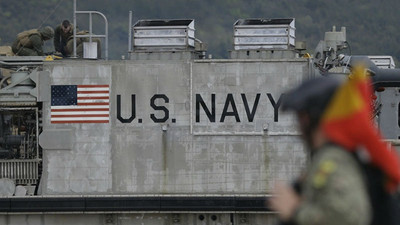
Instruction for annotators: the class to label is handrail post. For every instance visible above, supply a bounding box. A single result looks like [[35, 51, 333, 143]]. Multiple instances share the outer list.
[[89, 12, 93, 42], [72, 1, 109, 59], [73, 0, 77, 58], [128, 11, 133, 53]]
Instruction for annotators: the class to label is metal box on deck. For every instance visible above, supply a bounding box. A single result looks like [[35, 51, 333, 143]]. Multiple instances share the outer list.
[[83, 42, 98, 59], [368, 56, 396, 69], [133, 19, 195, 51], [233, 18, 295, 50]]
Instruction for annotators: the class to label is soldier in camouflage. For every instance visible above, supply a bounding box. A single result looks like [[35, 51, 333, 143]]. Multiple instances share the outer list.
[[53, 20, 101, 58], [269, 76, 371, 225], [11, 26, 54, 56], [64, 30, 101, 58], [54, 20, 73, 57]]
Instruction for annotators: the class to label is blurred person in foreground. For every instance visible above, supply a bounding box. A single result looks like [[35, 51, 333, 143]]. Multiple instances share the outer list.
[[269, 65, 400, 225]]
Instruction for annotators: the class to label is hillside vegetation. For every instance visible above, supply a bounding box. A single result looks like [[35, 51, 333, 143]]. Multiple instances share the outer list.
[[1, 0, 400, 62]]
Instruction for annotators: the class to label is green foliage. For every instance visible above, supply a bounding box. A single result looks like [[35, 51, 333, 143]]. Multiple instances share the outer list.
[[1, 0, 400, 63]]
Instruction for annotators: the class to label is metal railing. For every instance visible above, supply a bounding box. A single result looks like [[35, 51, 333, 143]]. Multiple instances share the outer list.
[[73, 0, 109, 59], [0, 159, 40, 185]]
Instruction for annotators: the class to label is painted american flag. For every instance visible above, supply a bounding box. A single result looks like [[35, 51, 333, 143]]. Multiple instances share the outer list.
[[51, 85, 110, 123]]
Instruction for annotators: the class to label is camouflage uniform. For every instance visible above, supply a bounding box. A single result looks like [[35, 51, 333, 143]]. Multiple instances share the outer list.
[[54, 24, 73, 56], [11, 26, 54, 56], [65, 31, 101, 58], [293, 144, 371, 225]]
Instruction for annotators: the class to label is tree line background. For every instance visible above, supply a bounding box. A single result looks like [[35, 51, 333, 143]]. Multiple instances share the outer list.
[[1, 0, 400, 63]]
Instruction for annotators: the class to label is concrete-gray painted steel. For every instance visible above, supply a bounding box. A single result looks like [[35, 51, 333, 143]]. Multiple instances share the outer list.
[[39, 58, 310, 195], [0, 57, 311, 225]]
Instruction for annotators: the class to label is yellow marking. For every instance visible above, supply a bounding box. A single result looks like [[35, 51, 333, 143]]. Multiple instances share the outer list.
[[313, 173, 326, 188], [313, 160, 337, 188], [44, 55, 54, 61], [320, 160, 337, 174]]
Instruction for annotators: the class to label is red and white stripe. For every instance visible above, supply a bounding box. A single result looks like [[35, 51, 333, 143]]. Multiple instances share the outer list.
[[51, 85, 110, 123]]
